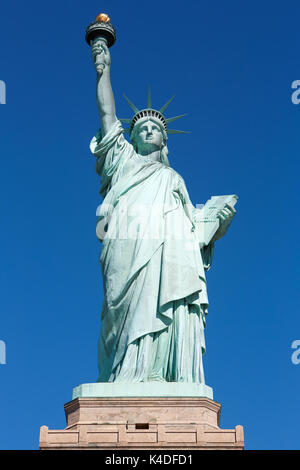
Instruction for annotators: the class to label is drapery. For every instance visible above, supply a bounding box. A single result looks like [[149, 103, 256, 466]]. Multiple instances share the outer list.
[[90, 121, 213, 383]]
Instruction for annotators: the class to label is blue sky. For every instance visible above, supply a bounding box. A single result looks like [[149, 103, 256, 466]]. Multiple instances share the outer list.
[[0, 0, 300, 450]]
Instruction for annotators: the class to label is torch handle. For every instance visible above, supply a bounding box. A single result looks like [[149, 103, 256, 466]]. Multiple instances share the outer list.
[[91, 37, 108, 76]]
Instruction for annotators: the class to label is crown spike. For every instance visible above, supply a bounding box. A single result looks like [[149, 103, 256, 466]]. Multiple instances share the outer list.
[[167, 129, 190, 134], [123, 94, 140, 113], [147, 86, 152, 108], [119, 118, 132, 124], [123, 128, 130, 134], [159, 95, 175, 113], [165, 114, 187, 124]]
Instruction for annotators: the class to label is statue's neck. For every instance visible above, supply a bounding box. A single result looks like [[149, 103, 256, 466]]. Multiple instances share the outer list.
[[138, 149, 161, 162]]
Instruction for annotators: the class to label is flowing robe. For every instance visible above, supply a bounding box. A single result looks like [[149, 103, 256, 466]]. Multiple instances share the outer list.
[[90, 120, 214, 384]]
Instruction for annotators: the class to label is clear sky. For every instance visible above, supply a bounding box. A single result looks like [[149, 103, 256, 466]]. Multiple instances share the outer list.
[[0, 0, 299, 450]]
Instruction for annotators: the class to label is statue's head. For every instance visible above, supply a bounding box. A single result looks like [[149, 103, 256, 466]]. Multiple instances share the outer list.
[[130, 117, 169, 165], [121, 89, 189, 166]]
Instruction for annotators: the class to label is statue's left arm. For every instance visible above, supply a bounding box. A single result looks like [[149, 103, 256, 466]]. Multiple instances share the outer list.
[[210, 203, 236, 243], [193, 202, 236, 271], [177, 177, 237, 269]]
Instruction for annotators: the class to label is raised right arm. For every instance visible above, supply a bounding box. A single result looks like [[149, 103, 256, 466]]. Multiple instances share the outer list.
[[91, 38, 117, 137]]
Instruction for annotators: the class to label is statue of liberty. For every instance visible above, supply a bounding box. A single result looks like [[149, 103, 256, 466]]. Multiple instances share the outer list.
[[88, 20, 237, 386]]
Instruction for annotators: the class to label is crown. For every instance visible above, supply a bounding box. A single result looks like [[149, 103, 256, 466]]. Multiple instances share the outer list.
[[120, 88, 189, 135]]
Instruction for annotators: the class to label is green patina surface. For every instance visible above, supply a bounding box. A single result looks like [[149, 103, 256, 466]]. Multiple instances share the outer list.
[[73, 382, 213, 400], [80, 34, 237, 395]]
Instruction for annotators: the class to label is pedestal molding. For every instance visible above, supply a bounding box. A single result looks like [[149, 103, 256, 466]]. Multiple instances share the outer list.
[[40, 396, 243, 450]]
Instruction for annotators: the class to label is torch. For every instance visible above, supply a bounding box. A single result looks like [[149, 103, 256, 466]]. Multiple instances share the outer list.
[[85, 13, 116, 74]]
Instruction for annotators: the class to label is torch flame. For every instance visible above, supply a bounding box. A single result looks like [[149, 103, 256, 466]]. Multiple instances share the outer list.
[[95, 13, 110, 23]]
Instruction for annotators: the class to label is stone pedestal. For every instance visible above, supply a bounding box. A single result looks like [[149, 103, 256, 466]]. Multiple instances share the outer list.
[[39, 396, 244, 450]]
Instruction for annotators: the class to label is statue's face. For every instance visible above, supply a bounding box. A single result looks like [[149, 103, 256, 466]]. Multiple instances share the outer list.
[[134, 119, 164, 153]]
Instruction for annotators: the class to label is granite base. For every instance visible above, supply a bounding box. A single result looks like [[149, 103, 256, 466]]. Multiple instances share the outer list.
[[39, 384, 244, 450]]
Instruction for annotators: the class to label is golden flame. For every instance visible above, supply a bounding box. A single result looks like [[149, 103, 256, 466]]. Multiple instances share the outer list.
[[95, 13, 110, 23]]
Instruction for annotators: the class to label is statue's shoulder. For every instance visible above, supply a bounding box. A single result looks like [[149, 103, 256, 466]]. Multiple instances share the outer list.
[[166, 166, 186, 185]]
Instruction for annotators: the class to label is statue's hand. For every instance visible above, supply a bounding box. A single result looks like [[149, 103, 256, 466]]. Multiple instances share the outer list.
[[91, 38, 111, 76], [212, 203, 236, 242]]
